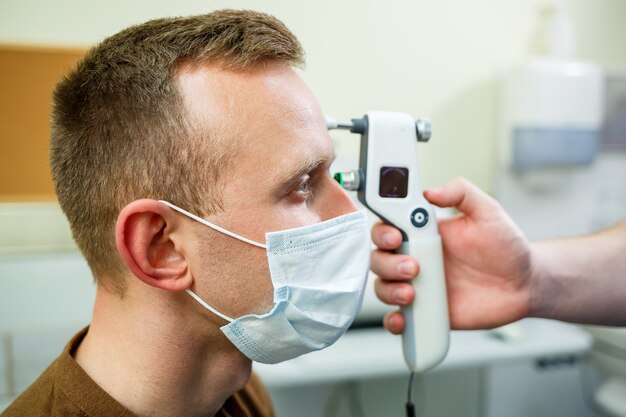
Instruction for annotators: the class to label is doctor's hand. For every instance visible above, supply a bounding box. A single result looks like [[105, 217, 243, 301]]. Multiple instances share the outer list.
[[371, 177, 535, 333]]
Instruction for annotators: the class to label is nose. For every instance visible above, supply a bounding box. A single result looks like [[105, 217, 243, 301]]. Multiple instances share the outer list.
[[320, 176, 358, 221]]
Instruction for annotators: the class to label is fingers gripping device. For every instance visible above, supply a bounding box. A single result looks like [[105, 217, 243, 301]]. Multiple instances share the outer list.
[[328, 111, 450, 373]]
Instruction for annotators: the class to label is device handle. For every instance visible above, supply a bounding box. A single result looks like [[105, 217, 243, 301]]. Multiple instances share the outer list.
[[399, 236, 450, 372]]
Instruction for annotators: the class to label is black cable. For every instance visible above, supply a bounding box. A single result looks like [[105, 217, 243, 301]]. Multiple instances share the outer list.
[[406, 372, 416, 417]]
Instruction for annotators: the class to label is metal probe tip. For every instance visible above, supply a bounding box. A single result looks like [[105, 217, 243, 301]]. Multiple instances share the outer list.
[[326, 116, 355, 131]]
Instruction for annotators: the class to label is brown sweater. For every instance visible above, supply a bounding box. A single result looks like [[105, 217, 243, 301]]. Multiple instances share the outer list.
[[2, 328, 275, 417]]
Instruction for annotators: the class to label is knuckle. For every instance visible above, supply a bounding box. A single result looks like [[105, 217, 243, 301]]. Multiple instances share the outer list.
[[456, 176, 470, 186]]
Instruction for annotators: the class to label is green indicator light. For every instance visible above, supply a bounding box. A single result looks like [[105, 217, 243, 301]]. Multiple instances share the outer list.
[[333, 172, 344, 186]]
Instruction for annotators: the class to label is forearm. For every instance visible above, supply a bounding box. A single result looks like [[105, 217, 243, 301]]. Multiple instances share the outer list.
[[528, 220, 626, 326]]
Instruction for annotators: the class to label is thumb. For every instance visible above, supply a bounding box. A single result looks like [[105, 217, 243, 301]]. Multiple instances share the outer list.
[[424, 177, 499, 220]]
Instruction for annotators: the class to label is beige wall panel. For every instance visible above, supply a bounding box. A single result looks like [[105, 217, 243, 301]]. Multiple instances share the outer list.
[[0, 46, 83, 201]]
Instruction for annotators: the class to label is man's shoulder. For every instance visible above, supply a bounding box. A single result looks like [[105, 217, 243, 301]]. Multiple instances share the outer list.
[[1, 327, 275, 417], [1, 357, 84, 417], [1, 327, 130, 417]]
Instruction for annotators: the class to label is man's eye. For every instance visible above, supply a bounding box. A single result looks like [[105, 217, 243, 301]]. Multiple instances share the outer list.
[[289, 176, 314, 201], [296, 181, 310, 194]]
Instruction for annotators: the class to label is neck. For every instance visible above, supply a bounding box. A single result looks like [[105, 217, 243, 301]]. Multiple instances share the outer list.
[[75, 283, 251, 417]]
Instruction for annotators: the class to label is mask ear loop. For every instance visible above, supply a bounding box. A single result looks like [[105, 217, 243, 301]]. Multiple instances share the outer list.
[[158, 200, 267, 249], [185, 289, 234, 323], [158, 200, 265, 323]]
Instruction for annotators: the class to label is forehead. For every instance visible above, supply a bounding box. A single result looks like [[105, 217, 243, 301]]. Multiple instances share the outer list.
[[177, 62, 328, 140], [176, 61, 333, 177]]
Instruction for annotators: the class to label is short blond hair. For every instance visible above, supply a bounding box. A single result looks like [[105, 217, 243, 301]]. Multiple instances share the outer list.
[[50, 10, 305, 294]]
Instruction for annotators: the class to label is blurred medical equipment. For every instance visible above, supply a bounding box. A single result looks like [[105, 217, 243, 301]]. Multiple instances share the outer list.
[[327, 112, 449, 416], [498, 0, 604, 181], [495, 0, 606, 240], [500, 59, 603, 174]]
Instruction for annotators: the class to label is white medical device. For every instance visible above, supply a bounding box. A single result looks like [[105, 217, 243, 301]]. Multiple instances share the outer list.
[[328, 111, 450, 373]]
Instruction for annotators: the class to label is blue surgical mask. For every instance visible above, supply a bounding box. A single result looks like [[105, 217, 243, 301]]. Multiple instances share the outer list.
[[160, 201, 371, 364]]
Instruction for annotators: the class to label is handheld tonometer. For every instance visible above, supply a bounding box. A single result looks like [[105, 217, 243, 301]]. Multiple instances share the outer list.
[[328, 111, 450, 373]]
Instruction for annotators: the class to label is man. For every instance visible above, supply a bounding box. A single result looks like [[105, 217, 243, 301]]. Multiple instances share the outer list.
[[3, 10, 371, 417], [374, 177, 626, 333]]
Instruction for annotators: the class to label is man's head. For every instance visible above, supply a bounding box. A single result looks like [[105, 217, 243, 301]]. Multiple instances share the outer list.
[[51, 10, 356, 310]]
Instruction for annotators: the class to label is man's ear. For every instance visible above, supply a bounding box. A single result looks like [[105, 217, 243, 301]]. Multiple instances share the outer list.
[[115, 199, 192, 291]]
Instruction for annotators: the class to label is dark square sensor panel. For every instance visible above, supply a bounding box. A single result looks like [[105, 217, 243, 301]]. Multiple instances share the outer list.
[[379, 166, 409, 198]]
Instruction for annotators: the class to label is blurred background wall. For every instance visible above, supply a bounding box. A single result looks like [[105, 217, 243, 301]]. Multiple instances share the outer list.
[[1, 0, 626, 193]]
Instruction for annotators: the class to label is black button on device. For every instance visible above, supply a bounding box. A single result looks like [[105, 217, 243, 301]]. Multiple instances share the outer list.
[[410, 208, 429, 228]]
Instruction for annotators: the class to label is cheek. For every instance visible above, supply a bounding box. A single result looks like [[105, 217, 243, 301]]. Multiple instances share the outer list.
[[224, 245, 275, 316], [190, 231, 275, 317], [223, 205, 322, 237], [266, 205, 322, 232]]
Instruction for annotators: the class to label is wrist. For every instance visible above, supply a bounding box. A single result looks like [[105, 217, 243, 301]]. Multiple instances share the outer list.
[[525, 242, 552, 320]]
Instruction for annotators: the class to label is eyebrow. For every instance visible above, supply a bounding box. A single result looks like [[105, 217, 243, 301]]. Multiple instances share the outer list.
[[277, 153, 336, 191]]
